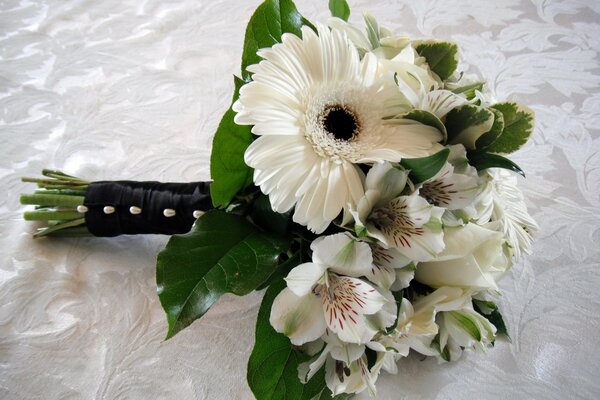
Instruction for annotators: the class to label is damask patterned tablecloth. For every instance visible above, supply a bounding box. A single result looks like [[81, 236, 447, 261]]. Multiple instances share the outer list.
[[1, 0, 599, 399]]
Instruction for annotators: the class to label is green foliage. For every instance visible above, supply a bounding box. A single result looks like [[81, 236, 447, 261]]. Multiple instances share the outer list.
[[157, 210, 289, 339], [467, 151, 525, 177], [209, 76, 254, 207], [400, 148, 450, 184], [475, 108, 505, 150], [403, 110, 447, 142], [329, 0, 350, 21], [445, 104, 495, 149], [486, 102, 535, 154], [415, 41, 459, 81], [247, 279, 327, 399]]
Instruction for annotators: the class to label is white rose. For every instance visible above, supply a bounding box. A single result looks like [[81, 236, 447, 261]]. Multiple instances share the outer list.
[[415, 223, 511, 290]]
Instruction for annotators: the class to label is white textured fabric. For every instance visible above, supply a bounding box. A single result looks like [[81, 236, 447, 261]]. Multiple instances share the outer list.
[[1, 0, 599, 399]]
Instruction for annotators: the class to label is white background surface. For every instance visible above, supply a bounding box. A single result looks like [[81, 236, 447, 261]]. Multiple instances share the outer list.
[[1, 0, 600, 399]]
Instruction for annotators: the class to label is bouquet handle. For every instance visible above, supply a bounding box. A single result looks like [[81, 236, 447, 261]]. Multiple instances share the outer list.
[[20, 170, 213, 237]]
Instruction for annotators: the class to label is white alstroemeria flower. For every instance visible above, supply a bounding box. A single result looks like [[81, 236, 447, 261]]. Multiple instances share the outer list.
[[367, 244, 413, 290], [328, 13, 410, 59], [391, 55, 469, 118], [384, 287, 472, 359], [475, 168, 539, 261], [351, 162, 445, 261], [415, 223, 512, 291], [436, 307, 496, 362], [270, 233, 391, 345], [418, 145, 481, 215], [234, 24, 443, 233]]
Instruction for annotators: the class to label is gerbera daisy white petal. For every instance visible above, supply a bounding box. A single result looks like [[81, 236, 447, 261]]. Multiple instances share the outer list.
[[234, 24, 443, 233]]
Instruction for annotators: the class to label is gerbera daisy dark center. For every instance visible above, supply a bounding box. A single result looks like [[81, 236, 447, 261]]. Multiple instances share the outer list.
[[322, 105, 359, 141]]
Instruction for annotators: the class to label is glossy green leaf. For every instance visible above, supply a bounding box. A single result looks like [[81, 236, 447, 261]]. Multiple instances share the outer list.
[[475, 108, 504, 150], [209, 76, 254, 207], [329, 0, 350, 21], [400, 148, 450, 184], [241, 0, 314, 82], [250, 194, 292, 236], [415, 41, 459, 81], [157, 210, 289, 339], [404, 109, 447, 142], [445, 104, 495, 149], [467, 151, 525, 177], [248, 278, 327, 400], [486, 102, 535, 154]]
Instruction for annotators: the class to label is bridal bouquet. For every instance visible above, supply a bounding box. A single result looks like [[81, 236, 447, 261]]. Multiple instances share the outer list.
[[21, 0, 538, 398]]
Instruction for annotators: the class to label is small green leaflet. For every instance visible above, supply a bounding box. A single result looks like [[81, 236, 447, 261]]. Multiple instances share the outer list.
[[247, 279, 327, 400], [486, 102, 535, 154], [403, 109, 447, 142], [445, 104, 495, 150], [157, 210, 289, 339], [400, 148, 450, 184], [329, 0, 350, 21], [415, 41, 459, 81], [467, 151, 525, 177], [209, 76, 254, 207], [241, 0, 315, 82]]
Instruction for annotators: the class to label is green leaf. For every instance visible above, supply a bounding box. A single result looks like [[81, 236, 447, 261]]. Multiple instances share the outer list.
[[445, 104, 495, 149], [157, 210, 289, 339], [467, 151, 525, 177], [486, 102, 535, 154], [209, 76, 254, 207], [248, 278, 327, 400], [473, 300, 510, 338], [241, 0, 314, 82], [329, 0, 350, 21], [475, 107, 505, 150], [250, 194, 292, 236], [403, 110, 447, 142], [415, 41, 459, 81], [255, 251, 302, 291], [400, 148, 450, 184]]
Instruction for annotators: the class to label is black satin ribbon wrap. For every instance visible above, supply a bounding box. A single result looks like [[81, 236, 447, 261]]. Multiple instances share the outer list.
[[83, 181, 213, 236]]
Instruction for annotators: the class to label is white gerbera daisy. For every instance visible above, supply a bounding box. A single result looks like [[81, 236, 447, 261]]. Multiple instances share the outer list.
[[233, 24, 443, 233]]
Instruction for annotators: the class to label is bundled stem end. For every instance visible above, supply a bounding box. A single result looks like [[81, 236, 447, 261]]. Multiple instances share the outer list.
[[21, 170, 91, 238]]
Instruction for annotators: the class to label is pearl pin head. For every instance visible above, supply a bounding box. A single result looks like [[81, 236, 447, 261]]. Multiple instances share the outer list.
[[163, 208, 176, 218]]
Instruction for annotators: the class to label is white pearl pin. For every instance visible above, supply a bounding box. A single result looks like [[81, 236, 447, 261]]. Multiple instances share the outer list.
[[163, 208, 176, 217], [193, 210, 204, 219], [103, 206, 115, 214], [77, 205, 88, 213], [129, 206, 142, 215]]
